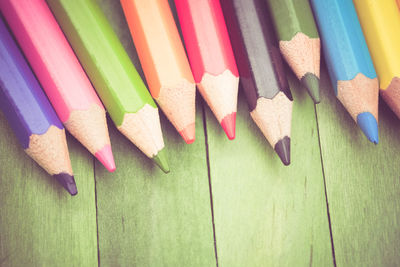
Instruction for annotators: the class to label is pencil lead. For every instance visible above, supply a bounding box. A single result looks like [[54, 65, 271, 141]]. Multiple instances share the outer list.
[[54, 173, 78, 196], [357, 112, 379, 144], [301, 73, 321, 104], [153, 148, 170, 173], [179, 123, 196, 144], [221, 112, 236, 140], [274, 136, 291, 166], [95, 144, 116, 172]]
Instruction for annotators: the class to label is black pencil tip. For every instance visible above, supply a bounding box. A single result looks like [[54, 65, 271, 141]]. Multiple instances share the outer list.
[[301, 73, 320, 104], [274, 136, 291, 166], [53, 173, 78, 196]]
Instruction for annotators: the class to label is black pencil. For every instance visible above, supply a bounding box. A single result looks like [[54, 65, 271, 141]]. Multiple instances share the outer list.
[[220, 0, 293, 165]]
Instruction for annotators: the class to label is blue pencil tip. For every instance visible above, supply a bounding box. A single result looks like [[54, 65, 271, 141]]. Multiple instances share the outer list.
[[357, 112, 379, 144]]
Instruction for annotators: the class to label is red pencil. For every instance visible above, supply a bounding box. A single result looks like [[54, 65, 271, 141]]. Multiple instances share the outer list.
[[175, 0, 239, 139]]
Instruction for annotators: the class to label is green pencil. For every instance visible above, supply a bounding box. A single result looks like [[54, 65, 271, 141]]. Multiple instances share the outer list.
[[266, 0, 321, 103], [47, 0, 169, 173]]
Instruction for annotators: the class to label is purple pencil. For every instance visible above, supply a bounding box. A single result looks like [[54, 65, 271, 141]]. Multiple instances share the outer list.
[[0, 17, 76, 195]]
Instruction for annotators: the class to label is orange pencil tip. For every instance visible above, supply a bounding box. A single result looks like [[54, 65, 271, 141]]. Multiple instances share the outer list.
[[95, 144, 116, 172], [221, 112, 236, 140], [179, 123, 195, 144]]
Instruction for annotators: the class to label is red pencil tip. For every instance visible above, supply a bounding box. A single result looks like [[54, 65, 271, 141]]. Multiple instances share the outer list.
[[95, 145, 116, 172], [179, 123, 195, 144], [221, 112, 236, 140]]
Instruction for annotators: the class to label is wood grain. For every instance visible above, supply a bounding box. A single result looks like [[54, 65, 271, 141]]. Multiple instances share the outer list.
[[0, 112, 98, 266], [94, 1, 216, 266], [205, 72, 333, 266], [316, 66, 400, 267], [1, 1, 400, 266], [94, 107, 216, 267]]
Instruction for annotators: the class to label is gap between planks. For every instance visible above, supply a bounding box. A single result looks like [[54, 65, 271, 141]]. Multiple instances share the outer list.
[[314, 104, 337, 267], [94, 157, 101, 267], [201, 100, 220, 267]]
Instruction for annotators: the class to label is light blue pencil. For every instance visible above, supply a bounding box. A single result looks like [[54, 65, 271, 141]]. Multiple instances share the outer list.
[[310, 0, 379, 144]]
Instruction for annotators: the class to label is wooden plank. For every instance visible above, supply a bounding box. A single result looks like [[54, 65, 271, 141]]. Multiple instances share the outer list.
[[0, 111, 98, 266], [94, 1, 217, 266], [316, 66, 400, 266], [205, 72, 334, 266]]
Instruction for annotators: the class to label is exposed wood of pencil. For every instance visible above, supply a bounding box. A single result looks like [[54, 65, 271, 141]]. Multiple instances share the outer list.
[[25, 126, 73, 176], [120, 0, 196, 143], [64, 104, 110, 156], [280, 33, 320, 80], [250, 92, 293, 148], [337, 73, 379, 122], [118, 104, 165, 158], [156, 77, 196, 138], [381, 78, 400, 118], [198, 70, 238, 123]]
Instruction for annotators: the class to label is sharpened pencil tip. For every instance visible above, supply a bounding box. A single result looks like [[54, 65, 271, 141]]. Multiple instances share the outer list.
[[53, 173, 77, 196], [179, 123, 195, 144], [357, 112, 379, 144], [274, 136, 291, 166], [95, 144, 116, 172], [221, 112, 236, 140], [153, 148, 170, 173], [301, 73, 321, 104]]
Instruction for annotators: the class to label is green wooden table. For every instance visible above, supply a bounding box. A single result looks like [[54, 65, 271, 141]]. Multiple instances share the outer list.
[[1, 1, 399, 266]]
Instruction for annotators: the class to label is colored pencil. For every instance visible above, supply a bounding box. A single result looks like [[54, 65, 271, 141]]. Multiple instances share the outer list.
[[266, 0, 321, 104], [0, 0, 115, 171], [174, 0, 239, 140], [0, 18, 76, 195], [354, 0, 400, 119], [47, 0, 169, 173], [220, 0, 293, 165], [310, 0, 379, 144], [120, 0, 196, 144]]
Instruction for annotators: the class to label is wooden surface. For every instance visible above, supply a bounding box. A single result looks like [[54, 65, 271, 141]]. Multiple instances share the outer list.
[[1, 1, 399, 266]]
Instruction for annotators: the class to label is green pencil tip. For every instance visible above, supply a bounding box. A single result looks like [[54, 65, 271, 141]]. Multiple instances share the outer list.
[[153, 148, 170, 173], [301, 73, 321, 104]]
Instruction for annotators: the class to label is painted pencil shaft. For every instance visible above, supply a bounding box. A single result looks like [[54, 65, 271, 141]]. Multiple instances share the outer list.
[[266, 0, 321, 103], [220, 0, 293, 165], [175, 0, 239, 140], [120, 0, 196, 144], [0, 0, 115, 171], [0, 18, 76, 195], [310, 0, 379, 144], [354, 0, 400, 119], [47, 0, 169, 173]]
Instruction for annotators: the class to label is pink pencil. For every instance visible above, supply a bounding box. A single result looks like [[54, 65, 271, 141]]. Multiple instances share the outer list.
[[0, 0, 115, 172], [175, 0, 239, 139]]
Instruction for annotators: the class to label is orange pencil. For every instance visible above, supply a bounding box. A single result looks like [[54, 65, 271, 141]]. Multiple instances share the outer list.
[[120, 0, 196, 144]]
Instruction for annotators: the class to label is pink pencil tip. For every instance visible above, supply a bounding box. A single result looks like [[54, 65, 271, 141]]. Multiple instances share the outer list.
[[179, 123, 195, 144], [95, 145, 116, 172], [221, 112, 236, 140]]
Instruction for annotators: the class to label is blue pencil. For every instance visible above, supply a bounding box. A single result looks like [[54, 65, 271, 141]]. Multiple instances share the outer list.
[[310, 0, 379, 144], [0, 17, 77, 195]]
